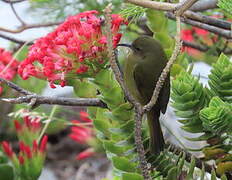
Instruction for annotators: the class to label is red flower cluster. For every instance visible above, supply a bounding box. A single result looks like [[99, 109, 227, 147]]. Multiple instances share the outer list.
[[0, 48, 19, 94], [18, 10, 127, 88], [1, 136, 47, 160], [69, 111, 96, 160], [14, 116, 41, 144], [1, 114, 47, 178], [1, 136, 47, 165], [181, 27, 209, 56]]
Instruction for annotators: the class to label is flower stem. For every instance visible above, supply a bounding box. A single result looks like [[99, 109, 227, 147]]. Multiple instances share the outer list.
[[37, 105, 57, 143]]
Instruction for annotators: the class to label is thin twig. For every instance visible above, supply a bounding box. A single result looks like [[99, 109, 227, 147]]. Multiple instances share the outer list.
[[9, 1, 26, 25], [125, 0, 178, 11], [37, 105, 57, 143], [167, 12, 232, 39], [0, 95, 107, 108], [175, 0, 199, 16], [1, 0, 26, 3], [104, 4, 151, 180], [0, 22, 61, 34], [0, 77, 33, 95], [0, 32, 33, 45], [144, 16, 182, 112]]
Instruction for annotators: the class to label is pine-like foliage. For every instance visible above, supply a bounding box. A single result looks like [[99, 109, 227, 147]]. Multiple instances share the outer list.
[[218, 0, 232, 18], [171, 53, 232, 176]]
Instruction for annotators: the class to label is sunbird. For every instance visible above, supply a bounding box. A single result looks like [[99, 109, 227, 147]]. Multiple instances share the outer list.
[[118, 36, 170, 154]]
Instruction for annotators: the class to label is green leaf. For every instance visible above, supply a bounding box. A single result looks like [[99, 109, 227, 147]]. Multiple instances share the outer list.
[[211, 169, 217, 180], [186, 156, 195, 180], [73, 80, 97, 98], [166, 167, 177, 180], [155, 32, 173, 49], [146, 9, 168, 33], [0, 164, 14, 180], [112, 156, 137, 172], [112, 103, 133, 122], [122, 173, 143, 180], [103, 140, 127, 155]]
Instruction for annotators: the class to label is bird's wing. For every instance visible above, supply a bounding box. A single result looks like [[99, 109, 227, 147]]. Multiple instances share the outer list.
[[134, 64, 170, 112], [133, 64, 153, 104]]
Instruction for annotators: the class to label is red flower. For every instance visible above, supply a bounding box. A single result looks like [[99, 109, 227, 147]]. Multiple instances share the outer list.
[[39, 135, 48, 152], [69, 120, 92, 144], [14, 120, 22, 132], [181, 29, 199, 56], [79, 111, 92, 123], [18, 11, 127, 88], [76, 148, 95, 160], [18, 155, 24, 165], [181, 29, 194, 42], [1, 141, 14, 158], [0, 48, 19, 94], [192, 27, 209, 36]]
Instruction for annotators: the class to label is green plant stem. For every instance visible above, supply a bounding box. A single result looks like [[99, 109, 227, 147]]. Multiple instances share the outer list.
[[37, 105, 57, 143]]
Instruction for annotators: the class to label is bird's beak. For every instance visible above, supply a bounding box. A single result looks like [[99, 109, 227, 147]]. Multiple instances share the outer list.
[[117, 43, 134, 51]]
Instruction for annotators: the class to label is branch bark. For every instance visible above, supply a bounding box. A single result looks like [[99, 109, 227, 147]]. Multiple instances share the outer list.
[[144, 16, 182, 112], [1, 0, 26, 3], [166, 12, 232, 39], [104, 4, 151, 180], [0, 32, 33, 45], [1, 96, 107, 108], [0, 22, 62, 34]]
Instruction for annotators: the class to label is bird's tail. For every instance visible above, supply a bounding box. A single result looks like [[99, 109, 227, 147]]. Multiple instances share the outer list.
[[147, 107, 165, 155]]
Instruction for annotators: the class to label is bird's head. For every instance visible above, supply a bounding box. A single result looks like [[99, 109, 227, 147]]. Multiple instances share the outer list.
[[117, 36, 164, 58]]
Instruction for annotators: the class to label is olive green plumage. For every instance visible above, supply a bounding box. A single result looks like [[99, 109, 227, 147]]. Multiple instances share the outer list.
[[123, 36, 170, 154]]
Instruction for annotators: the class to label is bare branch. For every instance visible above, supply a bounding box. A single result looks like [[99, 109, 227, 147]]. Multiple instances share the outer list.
[[166, 12, 232, 39], [0, 22, 61, 34], [104, 4, 151, 180], [0, 77, 33, 95], [0, 32, 33, 45], [1, 0, 26, 3], [144, 16, 182, 112], [184, 11, 231, 30], [125, 0, 178, 11], [175, 0, 199, 16], [9, 1, 26, 25], [1, 95, 107, 108], [127, 0, 217, 12]]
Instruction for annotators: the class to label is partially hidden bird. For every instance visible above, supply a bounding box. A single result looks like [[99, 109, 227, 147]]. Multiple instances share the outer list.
[[119, 36, 170, 154]]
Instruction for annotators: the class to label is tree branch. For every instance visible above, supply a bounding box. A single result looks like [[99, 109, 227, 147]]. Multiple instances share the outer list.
[[0, 77, 33, 95], [0, 32, 33, 45], [125, 0, 178, 11], [9, 1, 26, 25], [1, 0, 26, 3], [104, 4, 151, 180], [144, 16, 182, 112], [175, 0, 199, 16], [0, 77, 107, 108], [1, 95, 107, 108], [0, 22, 62, 34], [184, 11, 231, 30], [166, 12, 232, 39]]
